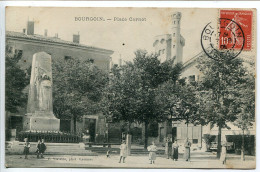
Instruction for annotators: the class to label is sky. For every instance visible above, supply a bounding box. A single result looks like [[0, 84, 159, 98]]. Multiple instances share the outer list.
[[6, 7, 219, 64]]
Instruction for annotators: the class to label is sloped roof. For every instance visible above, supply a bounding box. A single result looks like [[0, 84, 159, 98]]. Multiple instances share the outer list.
[[182, 51, 205, 70], [183, 50, 255, 72], [6, 31, 114, 55]]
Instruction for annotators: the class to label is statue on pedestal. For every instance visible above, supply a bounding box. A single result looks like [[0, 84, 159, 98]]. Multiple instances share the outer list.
[[24, 52, 60, 131]]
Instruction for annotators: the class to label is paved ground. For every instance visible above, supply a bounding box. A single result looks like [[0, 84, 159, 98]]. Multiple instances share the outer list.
[[5, 154, 255, 168]]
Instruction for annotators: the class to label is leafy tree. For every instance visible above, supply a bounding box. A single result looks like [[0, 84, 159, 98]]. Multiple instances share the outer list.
[[5, 46, 30, 113], [196, 53, 253, 158], [230, 62, 255, 160], [105, 50, 183, 148], [52, 58, 108, 133], [155, 77, 200, 142]]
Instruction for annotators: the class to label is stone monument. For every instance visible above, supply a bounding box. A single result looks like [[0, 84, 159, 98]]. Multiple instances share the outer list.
[[23, 52, 60, 131]]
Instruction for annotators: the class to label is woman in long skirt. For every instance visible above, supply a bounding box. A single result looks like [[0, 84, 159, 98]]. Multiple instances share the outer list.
[[119, 140, 127, 163], [23, 138, 30, 159], [172, 139, 179, 161], [184, 138, 191, 161], [220, 142, 227, 164], [147, 141, 157, 164]]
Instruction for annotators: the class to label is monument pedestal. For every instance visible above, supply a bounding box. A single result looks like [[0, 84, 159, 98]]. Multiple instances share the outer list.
[[23, 112, 60, 131], [23, 52, 60, 133]]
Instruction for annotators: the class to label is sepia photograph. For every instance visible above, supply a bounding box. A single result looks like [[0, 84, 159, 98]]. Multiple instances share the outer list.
[[4, 7, 256, 168]]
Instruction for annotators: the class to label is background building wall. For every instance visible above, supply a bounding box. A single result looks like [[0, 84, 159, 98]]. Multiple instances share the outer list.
[[6, 38, 111, 72]]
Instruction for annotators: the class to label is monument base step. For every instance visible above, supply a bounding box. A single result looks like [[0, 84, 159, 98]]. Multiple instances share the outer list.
[[23, 116, 60, 131]]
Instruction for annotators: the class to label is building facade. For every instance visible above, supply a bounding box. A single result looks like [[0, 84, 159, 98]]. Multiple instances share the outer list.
[[153, 12, 185, 63], [153, 11, 255, 153], [5, 21, 114, 141], [153, 12, 202, 149]]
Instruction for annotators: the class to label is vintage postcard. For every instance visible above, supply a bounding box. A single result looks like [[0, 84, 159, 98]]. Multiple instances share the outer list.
[[4, 7, 256, 168]]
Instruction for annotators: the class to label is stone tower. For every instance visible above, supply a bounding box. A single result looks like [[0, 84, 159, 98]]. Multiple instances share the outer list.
[[171, 12, 185, 64]]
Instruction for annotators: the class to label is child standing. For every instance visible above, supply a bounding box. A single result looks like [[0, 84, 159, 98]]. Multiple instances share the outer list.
[[23, 138, 30, 159], [106, 149, 111, 158], [147, 141, 157, 164], [39, 139, 47, 158], [118, 141, 127, 163]]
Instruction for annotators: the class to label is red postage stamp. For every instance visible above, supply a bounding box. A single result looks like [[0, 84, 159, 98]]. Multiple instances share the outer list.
[[220, 10, 253, 51]]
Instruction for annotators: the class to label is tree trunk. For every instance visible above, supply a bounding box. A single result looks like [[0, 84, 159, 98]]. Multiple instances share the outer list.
[[241, 129, 245, 161], [144, 121, 148, 149], [217, 126, 222, 158], [73, 116, 77, 134]]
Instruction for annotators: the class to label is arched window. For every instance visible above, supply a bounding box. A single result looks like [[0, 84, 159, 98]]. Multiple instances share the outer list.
[[173, 45, 175, 48]]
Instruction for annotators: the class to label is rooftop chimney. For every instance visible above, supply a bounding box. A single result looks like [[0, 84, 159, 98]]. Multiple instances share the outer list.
[[44, 29, 48, 37], [54, 33, 59, 38], [73, 32, 80, 43], [27, 21, 34, 35]]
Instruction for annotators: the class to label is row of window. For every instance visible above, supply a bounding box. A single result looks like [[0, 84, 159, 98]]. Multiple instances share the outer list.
[[182, 75, 196, 83], [64, 56, 94, 63], [158, 49, 165, 55], [173, 20, 180, 25]]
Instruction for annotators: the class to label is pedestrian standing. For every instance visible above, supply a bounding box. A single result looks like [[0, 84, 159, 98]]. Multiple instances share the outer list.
[[36, 139, 41, 159], [39, 139, 47, 158], [172, 139, 179, 161], [220, 142, 227, 164], [23, 138, 30, 159], [147, 141, 157, 164], [118, 140, 127, 163], [165, 137, 172, 159], [184, 138, 191, 161]]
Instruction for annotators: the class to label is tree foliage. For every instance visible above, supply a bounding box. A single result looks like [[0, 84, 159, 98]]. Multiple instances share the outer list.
[[196, 56, 253, 128], [52, 58, 108, 132], [196, 53, 255, 158], [104, 49, 183, 148], [5, 46, 30, 113]]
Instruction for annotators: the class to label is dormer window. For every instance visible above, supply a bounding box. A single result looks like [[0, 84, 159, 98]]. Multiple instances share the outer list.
[[64, 56, 72, 60], [88, 58, 94, 63]]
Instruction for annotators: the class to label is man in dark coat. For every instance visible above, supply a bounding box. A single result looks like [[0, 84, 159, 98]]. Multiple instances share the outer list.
[[36, 139, 41, 159], [172, 139, 179, 161], [165, 137, 172, 159], [39, 139, 47, 158]]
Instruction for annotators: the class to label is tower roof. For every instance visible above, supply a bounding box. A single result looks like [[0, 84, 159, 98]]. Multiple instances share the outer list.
[[171, 12, 182, 19]]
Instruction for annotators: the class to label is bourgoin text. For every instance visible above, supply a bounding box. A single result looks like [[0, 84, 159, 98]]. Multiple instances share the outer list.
[[74, 17, 147, 22]]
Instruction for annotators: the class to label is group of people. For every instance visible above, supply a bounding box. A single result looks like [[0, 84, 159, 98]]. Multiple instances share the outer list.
[[148, 138, 192, 164], [23, 138, 47, 159], [23, 136, 227, 165], [165, 137, 191, 162], [117, 138, 192, 164]]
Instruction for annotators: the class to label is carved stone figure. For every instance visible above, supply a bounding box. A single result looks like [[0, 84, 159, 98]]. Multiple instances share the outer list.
[[24, 52, 60, 131]]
